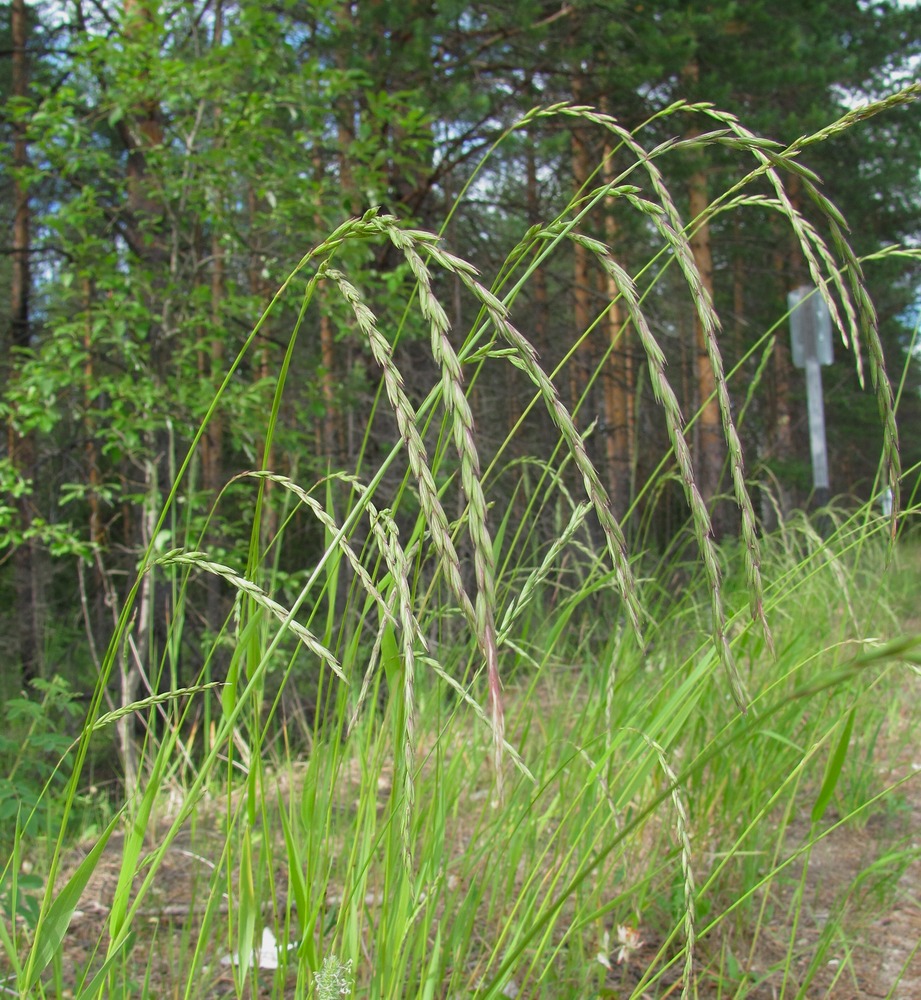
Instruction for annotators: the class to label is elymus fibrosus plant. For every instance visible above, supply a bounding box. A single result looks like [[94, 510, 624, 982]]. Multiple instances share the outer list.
[[12, 88, 917, 1000], [108, 92, 910, 819]]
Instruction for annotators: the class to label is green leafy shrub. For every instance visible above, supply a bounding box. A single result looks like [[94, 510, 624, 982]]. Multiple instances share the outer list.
[[0, 676, 81, 846]]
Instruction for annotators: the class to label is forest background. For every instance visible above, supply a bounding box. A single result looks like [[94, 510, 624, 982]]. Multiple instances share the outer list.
[[1, 0, 920, 759]]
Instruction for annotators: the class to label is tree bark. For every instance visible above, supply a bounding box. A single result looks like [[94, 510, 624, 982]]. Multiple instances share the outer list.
[[569, 75, 594, 415], [688, 164, 724, 502], [11, 0, 29, 354], [203, 0, 226, 506], [123, 0, 165, 240], [684, 59, 725, 529], [600, 114, 633, 517], [199, 2, 227, 635], [9, 0, 45, 684]]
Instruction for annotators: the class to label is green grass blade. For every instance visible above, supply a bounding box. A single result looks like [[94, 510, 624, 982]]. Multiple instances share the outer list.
[[811, 707, 856, 826], [75, 930, 136, 1000], [25, 812, 121, 993]]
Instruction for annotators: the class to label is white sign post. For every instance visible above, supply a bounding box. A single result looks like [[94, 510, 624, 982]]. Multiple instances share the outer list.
[[788, 286, 833, 501]]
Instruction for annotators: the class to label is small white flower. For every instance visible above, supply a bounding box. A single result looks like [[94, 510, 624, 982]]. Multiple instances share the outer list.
[[615, 924, 644, 965], [596, 930, 612, 970], [220, 927, 296, 970]]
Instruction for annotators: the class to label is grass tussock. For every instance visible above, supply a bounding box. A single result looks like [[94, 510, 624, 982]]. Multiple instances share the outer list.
[[2, 94, 920, 999]]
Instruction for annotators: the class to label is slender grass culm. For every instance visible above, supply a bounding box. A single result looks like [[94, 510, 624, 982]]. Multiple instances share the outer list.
[[2, 89, 920, 1000]]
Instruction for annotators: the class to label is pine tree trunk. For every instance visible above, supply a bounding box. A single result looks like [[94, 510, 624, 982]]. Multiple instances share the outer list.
[[688, 163, 724, 510], [600, 116, 633, 517], [11, 0, 29, 354], [569, 77, 594, 414], [200, 5, 228, 631], [683, 59, 725, 530], [10, 0, 45, 684]]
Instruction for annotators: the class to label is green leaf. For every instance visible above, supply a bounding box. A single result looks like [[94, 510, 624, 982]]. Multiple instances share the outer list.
[[811, 708, 855, 826], [381, 623, 401, 689], [279, 805, 318, 970], [420, 925, 442, 1000], [279, 806, 306, 928], [108, 766, 161, 942], [26, 812, 121, 993]]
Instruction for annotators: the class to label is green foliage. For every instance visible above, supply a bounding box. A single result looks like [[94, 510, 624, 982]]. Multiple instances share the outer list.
[[0, 676, 81, 844]]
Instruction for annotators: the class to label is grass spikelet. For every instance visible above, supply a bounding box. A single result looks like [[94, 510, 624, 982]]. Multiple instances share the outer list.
[[449, 261, 646, 646], [239, 471, 395, 626], [571, 227, 751, 709], [325, 265, 475, 625], [700, 95, 913, 522], [375, 504, 420, 874], [380, 221, 506, 792], [498, 500, 593, 640], [154, 549, 348, 682]]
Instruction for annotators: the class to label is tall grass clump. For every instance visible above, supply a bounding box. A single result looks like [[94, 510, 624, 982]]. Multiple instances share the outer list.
[[2, 86, 920, 1000]]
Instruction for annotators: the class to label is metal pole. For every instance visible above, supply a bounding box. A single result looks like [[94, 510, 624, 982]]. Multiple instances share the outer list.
[[804, 356, 830, 498]]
